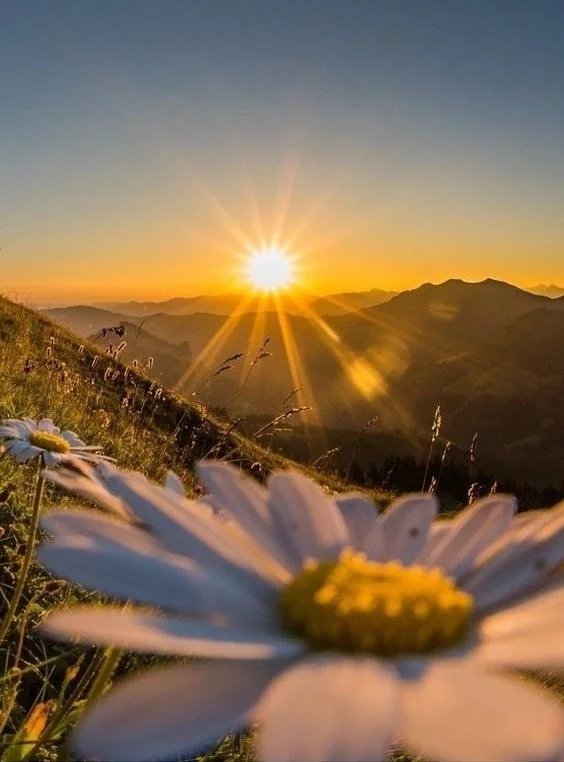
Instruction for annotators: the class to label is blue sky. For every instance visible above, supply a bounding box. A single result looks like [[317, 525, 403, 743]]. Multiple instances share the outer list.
[[2, 1, 564, 301]]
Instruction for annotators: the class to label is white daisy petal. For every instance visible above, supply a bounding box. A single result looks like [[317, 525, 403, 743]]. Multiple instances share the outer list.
[[401, 662, 564, 762], [101, 469, 282, 594], [514, 510, 546, 526], [480, 579, 564, 640], [43, 608, 306, 660], [198, 461, 270, 520], [464, 507, 564, 611], [73, 659, 285, 762], [37, 418, 57, 433], [198, 462, 298, 573], [43, 470, 128, 516], [191, 499, 292, 584], [39, 522, 277, 626], [60, 430, 85, 447], [41, 509, 157, 549], [0, 426, 21, 439], [267, 471, 349, 566], [8, 441, 39, 462], [1, 419, 33, 435], [472, 581, 564, 669], [164, 470, 185, 496], [257, 655, 399, 762], [336, 494, 382, 555], [423, 495, 517, 579], [417, 520, 453, 563], [198, 494, 227, 518], [475, 627, 564, 670], [43, 452, 62, 467], [380, 493, 438, 564]]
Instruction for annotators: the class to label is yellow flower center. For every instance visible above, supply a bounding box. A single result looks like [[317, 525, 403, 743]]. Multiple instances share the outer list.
[[28, 431, 71, 454], [280, 551, 473, 656]]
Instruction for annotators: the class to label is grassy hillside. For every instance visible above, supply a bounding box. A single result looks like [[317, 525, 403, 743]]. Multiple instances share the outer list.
[[1, 295, 341, 489]]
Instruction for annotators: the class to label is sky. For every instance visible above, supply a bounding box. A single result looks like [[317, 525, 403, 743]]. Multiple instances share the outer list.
[[2, 0, 564, 303]]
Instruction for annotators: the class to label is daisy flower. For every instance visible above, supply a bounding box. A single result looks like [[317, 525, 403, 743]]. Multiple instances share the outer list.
[[0, 418, 110, 467], [39, 462, 564, 762]]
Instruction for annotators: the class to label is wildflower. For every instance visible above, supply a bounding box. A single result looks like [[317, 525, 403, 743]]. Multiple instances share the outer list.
[[40, 463, 564, 762], [0, 418, 110, 468]]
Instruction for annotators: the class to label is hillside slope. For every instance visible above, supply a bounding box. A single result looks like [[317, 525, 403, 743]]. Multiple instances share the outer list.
[[0, 295, 344, 495]]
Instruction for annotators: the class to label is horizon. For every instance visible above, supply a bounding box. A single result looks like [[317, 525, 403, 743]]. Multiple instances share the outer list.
[[27, 275, 564, 310], [3, 1, 564, 302]]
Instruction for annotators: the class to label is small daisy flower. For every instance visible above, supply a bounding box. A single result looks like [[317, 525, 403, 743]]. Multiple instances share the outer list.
[[40, 462, 564, 762], [0, 418, 110, 468]]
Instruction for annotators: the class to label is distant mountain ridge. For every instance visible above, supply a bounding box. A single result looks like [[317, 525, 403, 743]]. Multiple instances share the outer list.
[[527, 284, 564, 298], [94, 287, 397, 317], [95, 293, 250, 317], [44, 278, 564, 485], [309, 288, 398, 315]]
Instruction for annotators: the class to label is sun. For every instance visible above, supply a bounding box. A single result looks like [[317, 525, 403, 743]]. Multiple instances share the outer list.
[[246, 247, 294, 291]]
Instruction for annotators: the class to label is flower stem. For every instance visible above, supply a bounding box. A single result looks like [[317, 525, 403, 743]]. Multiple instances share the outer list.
[[82, 647, 122, 709], [41, 649, 106, 742], [0, 460, 45, 644], [421, 443, 434, 492]]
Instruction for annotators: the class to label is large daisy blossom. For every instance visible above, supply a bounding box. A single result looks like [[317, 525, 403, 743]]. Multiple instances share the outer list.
[[39, 461, 564, 762], [0, 418, 110, 467]]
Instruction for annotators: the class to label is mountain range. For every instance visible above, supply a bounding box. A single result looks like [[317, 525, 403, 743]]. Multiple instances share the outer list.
[[527, 284, 564, 298], [44, 278, 564, 485], [94, 287, 397, 317]]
